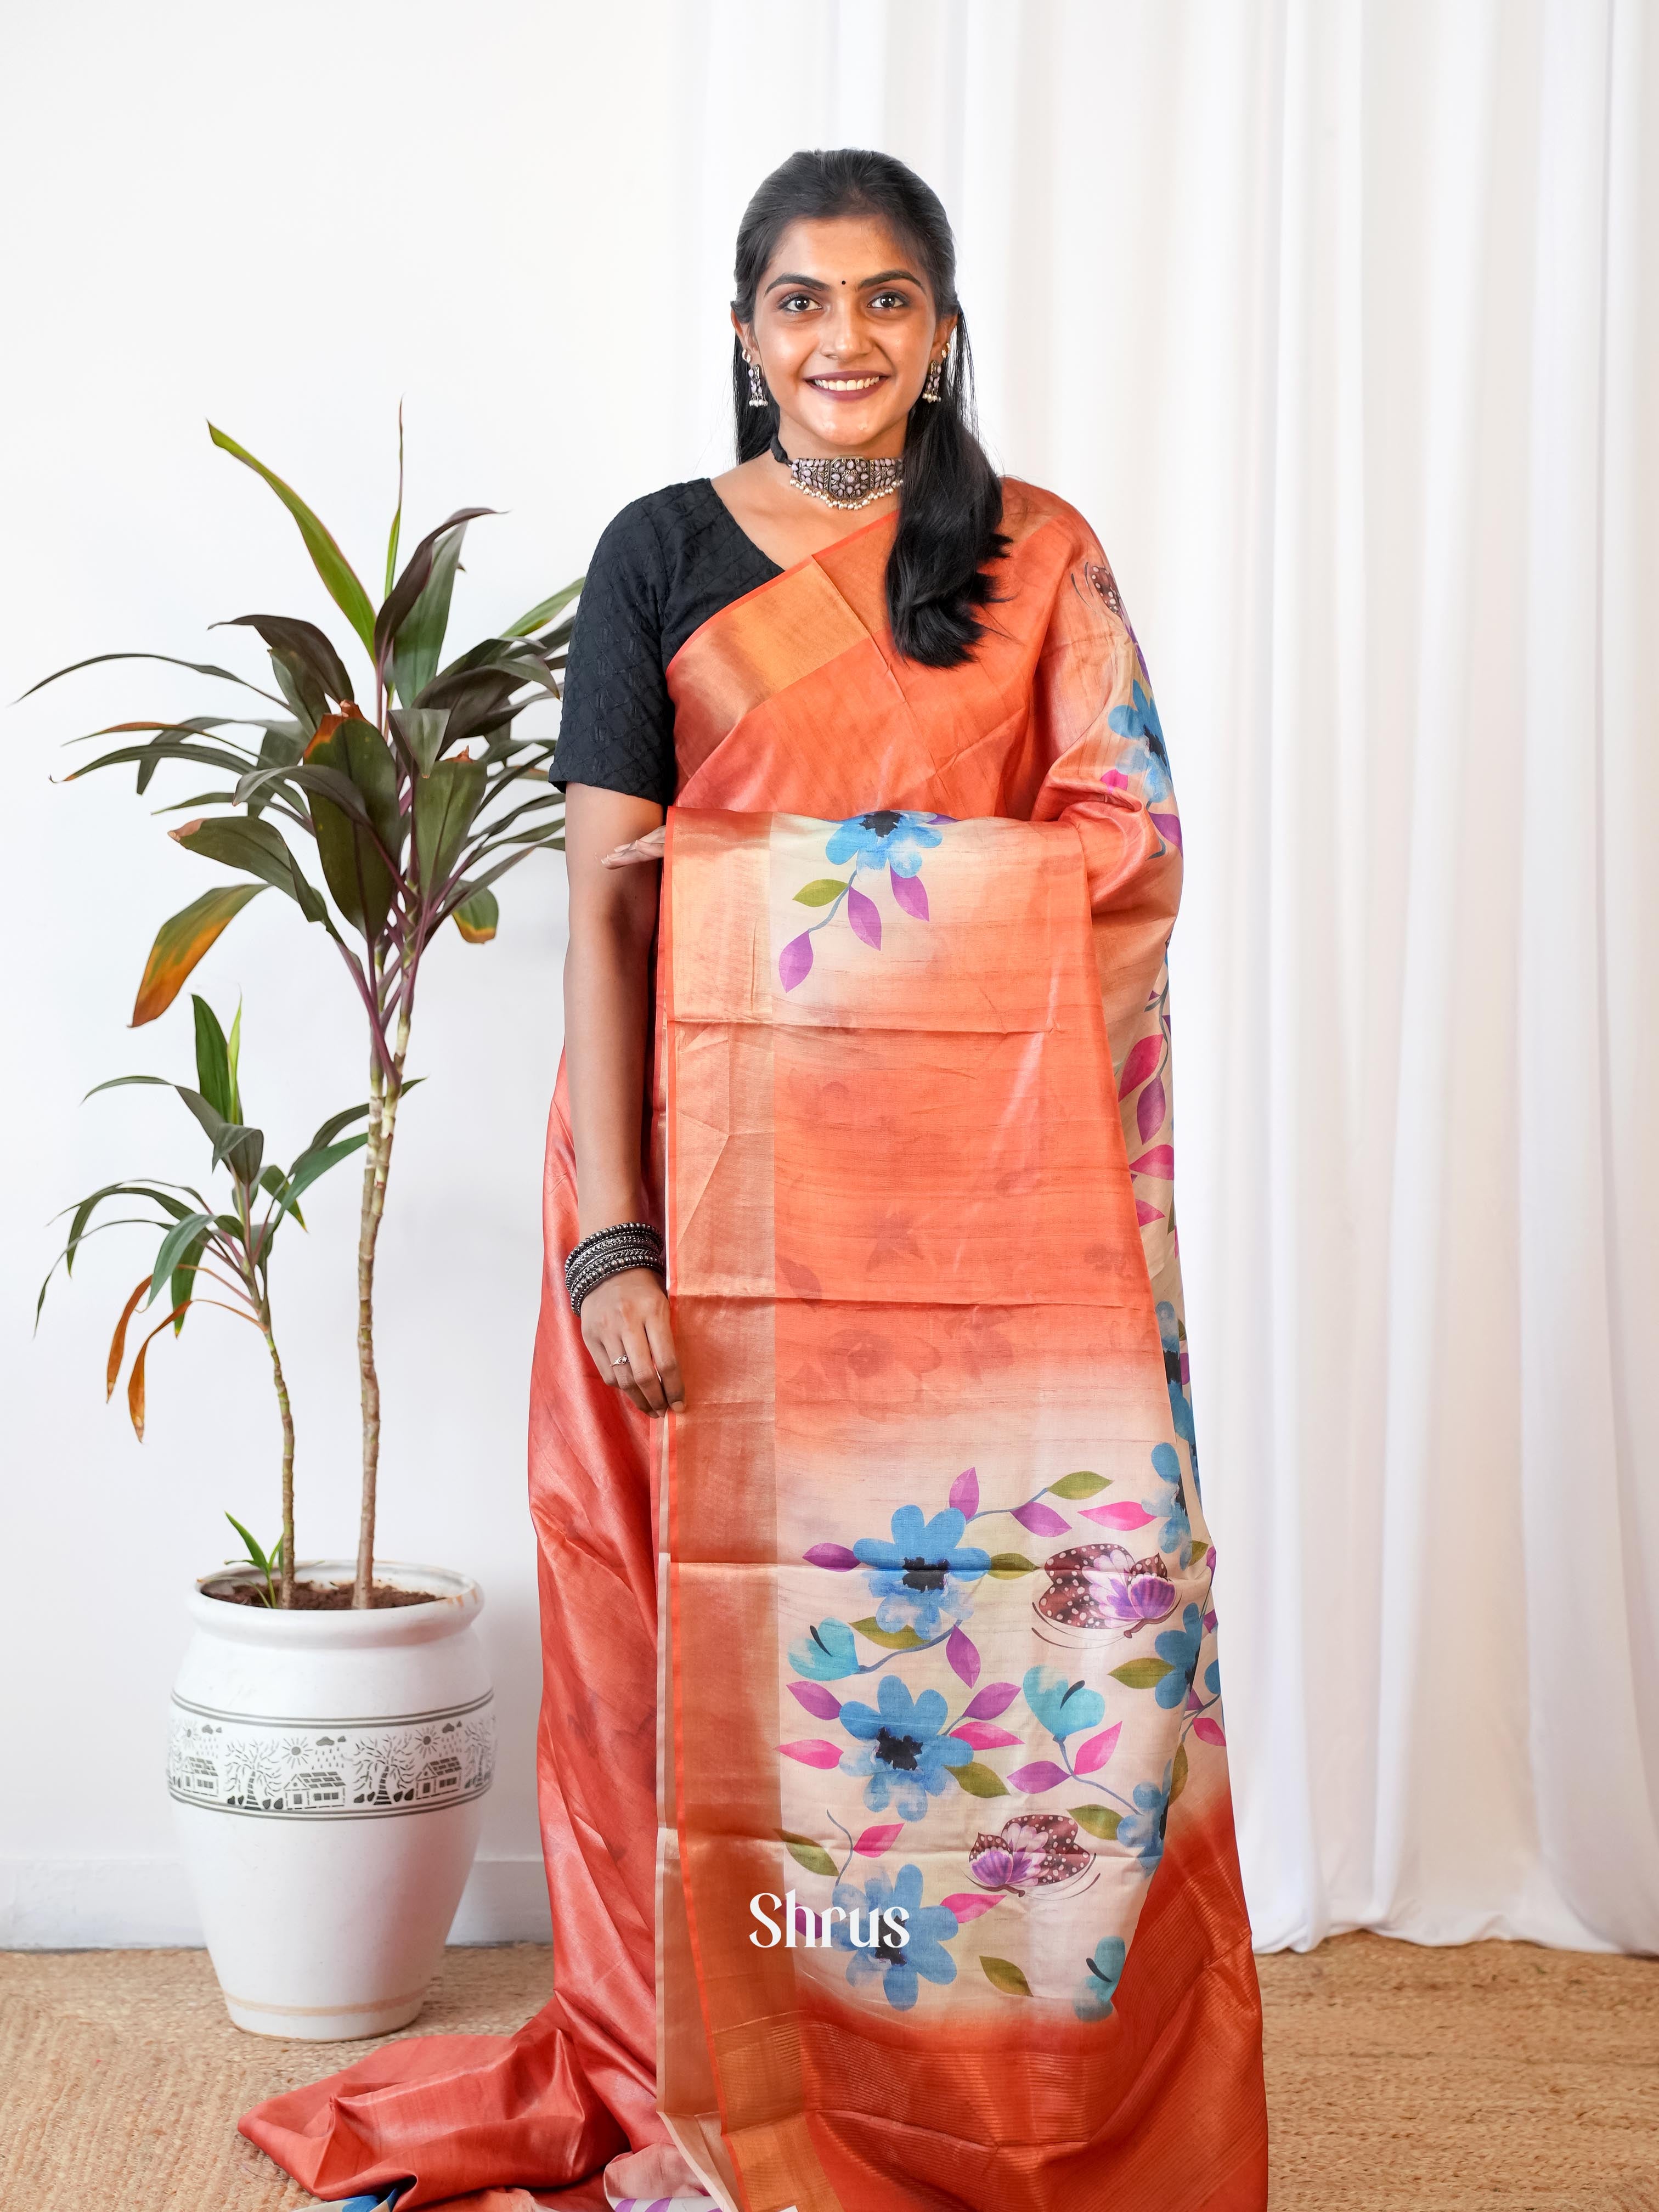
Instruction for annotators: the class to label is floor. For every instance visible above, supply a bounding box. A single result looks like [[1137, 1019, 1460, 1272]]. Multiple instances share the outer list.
[[1, 1934, 1655, 2209]]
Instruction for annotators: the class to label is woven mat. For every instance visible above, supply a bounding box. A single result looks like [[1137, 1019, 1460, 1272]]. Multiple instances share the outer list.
[[1, 1934, 1655, 2209]]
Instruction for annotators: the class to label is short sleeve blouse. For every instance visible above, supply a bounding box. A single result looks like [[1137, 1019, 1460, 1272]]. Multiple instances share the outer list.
[[551, 479, 781, 808]]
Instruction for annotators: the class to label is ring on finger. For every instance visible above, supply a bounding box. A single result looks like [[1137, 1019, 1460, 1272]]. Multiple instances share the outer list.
[[611, 1351, 631, 1368]]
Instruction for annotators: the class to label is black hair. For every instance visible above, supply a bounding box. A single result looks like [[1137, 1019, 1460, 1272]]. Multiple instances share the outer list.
[[731, 148, 1006, 668]]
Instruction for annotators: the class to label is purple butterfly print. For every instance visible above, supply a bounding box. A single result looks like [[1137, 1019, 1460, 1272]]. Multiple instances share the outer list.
[[1035, 1543, 1180, 1638], [968, 1814, 1093, 1895]]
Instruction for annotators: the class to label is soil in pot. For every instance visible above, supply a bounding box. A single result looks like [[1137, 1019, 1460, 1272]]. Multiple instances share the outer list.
[[202, 1580, 437, 1610]]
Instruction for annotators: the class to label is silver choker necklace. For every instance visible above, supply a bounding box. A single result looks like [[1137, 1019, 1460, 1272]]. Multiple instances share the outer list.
[[771, 433, 902, 512]]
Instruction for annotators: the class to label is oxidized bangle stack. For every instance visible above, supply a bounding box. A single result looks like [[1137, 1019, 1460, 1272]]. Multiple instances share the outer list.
[[564, 1222, 667, 1314]]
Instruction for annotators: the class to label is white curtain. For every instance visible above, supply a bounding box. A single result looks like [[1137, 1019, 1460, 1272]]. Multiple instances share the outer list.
[[667, 0, 1659, 1952]]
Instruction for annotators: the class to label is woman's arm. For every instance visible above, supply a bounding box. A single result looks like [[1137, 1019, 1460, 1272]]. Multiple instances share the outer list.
[[562, 783, 684, 1416]]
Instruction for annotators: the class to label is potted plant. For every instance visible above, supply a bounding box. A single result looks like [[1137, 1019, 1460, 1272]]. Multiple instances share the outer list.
[[32, 424, 579, 2036]]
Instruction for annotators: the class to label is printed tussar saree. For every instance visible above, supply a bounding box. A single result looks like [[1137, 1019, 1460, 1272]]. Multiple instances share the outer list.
[[242, 483, 1268, 2212]]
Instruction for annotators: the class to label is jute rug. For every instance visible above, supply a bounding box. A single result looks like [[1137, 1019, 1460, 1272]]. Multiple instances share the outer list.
[[0, 1934, 1654, 2209]]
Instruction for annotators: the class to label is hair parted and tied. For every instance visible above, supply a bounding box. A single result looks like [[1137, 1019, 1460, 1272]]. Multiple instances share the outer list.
[[731, 147, 1007, 668]]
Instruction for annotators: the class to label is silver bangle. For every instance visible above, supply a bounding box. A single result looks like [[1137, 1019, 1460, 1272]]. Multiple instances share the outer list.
[[564, 1222, 666, 1314]]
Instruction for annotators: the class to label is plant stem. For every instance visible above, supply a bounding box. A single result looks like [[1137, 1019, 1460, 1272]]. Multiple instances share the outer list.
[[263, 1319, 297, 1607], [353, 946, 413, 1606]]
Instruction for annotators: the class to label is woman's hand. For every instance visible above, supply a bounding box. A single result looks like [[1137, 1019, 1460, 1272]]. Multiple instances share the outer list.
[[578, 1265, 685, 1417], [601, 823, 668, 868]]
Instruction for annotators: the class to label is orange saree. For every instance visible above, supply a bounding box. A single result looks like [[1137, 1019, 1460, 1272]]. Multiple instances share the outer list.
[[242, 483, 1267, 2212]]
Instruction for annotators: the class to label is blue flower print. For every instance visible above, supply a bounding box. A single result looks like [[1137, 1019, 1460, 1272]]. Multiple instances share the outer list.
[[839, 1672, 972, 1821], [1107, 682, 1172, 803], [1074, 1934, 1127, 2022], [1148, 1441, 1191, 1558], [825, 809, 943, 877], [854, 1504, 990, 1638], [1205, 1657, 1221, 1700], [1153, 1604, 1203, 1712], [1156, 1301, 1202, 1503], [1118, 1765, 1172, 1873], [831, 1862, 960, 2011], [1022, 1665, 1107, 1744]]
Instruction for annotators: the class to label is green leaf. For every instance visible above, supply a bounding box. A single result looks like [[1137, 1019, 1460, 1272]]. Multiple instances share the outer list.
[[413, 754, 486, 899], [374, 508, 494, 693], [208, 424, 376, 657], [1048, 1470, 1110, 1499], [849, 1615, 927, 1651], [503, 577, 583, 638], [306, 1101, 371, 1151], [384, 404, 404, 599], [224, 1512, 269, 1575], [226, 1001, 244, 1121], [170, 1224, 210, 1334], [263, 1131, 368, 1235], [391, 521, 472, 706], [950, 1762, 1009, 1799], [781, 1832, 838, 1880], [1169, 1741, 1189, 1805], [980, 1956, 1032, 1996], [146, 1211, 217, 1305], [259, 1164, 306, 1233], [390, 706, 450, 775], [1110, 1658, 1175, 1691], [1069, 1804, 1122, 1841], [159, 1080, 264, 1186], [986, 1553, 1039, 1579], [304, 716, 397, 937], [793, 878, 849, 906], [215, 613, 354, 712], [453, 886, 499, 943], [18, 650, 284, 706], [132, 884, 264, 1025], [191, 996, 234, 1119]]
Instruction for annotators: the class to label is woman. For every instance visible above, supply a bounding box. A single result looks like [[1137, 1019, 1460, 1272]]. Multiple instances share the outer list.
[[245, 148, 1267, 2212]]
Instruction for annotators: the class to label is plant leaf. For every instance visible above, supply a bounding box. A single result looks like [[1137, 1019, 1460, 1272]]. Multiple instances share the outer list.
[[413, 754, 486, 900], [503, 577, 582, 638], [389, 706, 450, 775], [132, 885, 265, 1025], [384, 403, 404, 599], [191, 995, 234, 1119], [781, 1832, 839, 1881], [215, 613, 354, 711], [304, 715, 397, 936], [390, 518, 484, 707], [980, 1956, 1032, 1996], [263, 1131, 368, 1235], [453, 886, 499, 943], [106, 1276, 153, 1397], [146, 1212, 218, 1305], [126, 1304, 189, 1438], [224, 1511, 269, 1576], [170, 1223, 210, 1334], [374, 509, 494, 690], [18, 650, 283, 706], [208, 424, 376, 657], [306, 1101, 371, 1151]]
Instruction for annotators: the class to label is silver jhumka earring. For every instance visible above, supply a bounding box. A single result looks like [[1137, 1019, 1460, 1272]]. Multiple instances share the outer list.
[[747, 355, 769, 408], [922, 354, 945, 403]]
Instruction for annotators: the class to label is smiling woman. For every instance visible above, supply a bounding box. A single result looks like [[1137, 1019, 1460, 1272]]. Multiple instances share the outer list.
[[242, 148, 1267, 2212]]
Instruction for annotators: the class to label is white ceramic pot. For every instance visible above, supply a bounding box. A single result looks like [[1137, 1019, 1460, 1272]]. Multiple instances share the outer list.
[[169, 1559, 494, 2040]]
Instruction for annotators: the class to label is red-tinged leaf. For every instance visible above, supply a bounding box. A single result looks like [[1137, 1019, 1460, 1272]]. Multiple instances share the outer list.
[[1074, 1724, 1122, 1776], [1128, 1146, 1175, 1178], [1081, 1502, 1155, 1530], [1192, 1717, 1227, 1747], [779, 1739, 843, 1769], [106, 1276, 153, 1398], [963, 1681, 1019, 1720], [779, 932, 813, 992], [940, 1892, 1002, 1923], [1149, 809, 1183, 851], [946, 1626, 980, 1686], [1117, 1035, 1161, 1097], [951, 1722, 1023, 1751], [1012, 1499, 1070, 1537], [950, 1465, 979, 1517], [1136, 1200, 1165, 1226], [803, 1543, 858, 1571], [787, 1680, 842, 1719], [890, 870, 929, 920], [131, 885, 266, 1026], [854, 1824, 904, 1857], [847, 884, 882, 949], [1137, 1076, 1167, 1144], [1007, 1761, 1069, 1794]]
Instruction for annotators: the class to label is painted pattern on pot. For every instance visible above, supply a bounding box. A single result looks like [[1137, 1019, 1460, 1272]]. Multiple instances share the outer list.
[[167, 1691, 495, 1819]]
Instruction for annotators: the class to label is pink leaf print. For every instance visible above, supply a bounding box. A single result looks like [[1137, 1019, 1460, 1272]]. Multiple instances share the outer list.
[[1007, 1761, 1069, 1794], [946, 1626, 981, 1686], [1137, 1076, 1166, 1144], [854, 1823, 905, 1857], [1073, 1724, 1122, 1775], [780, 1740, 843, 1769], [949, 1466, 980, 1517], [779, 932, 813, 991], [1128, 1146, 1175, 1178], [951, 1722, 1023, 1751], [803, 1543, 857, 1571], [1135, 1200, 1165, 1226], [1102, 768, 1132, 791], [963, 1680, 1020, 1720], [847, 885, 882, 949], [1081, 1501, 1155, 1530], [1149, 809, 1183, 851], [1192, 1717, 1227, 1747], [890, 870, 929, 921], [1117, 1035, 1162, 1098], [787, 1680, 843, 1720], [940, 1892, 1002, 1923], [1011, 1499, 1070, 1538]]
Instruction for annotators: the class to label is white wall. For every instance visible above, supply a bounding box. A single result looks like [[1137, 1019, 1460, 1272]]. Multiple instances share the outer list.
[[5, 1, 1657, 1954]]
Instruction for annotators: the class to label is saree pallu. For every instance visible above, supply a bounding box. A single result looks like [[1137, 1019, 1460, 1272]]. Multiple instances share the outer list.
[[242, 484, 1267, 2212]]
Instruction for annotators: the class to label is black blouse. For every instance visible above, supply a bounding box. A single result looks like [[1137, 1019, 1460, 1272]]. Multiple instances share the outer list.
[[551, 479, 781, 807]]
